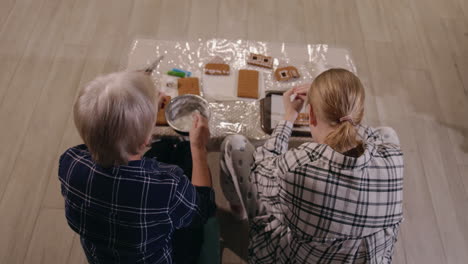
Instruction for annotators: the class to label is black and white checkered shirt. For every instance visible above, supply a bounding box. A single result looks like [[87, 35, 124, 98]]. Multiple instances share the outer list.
[[59, 145, 215, 263], [249, 121, 404, 263]]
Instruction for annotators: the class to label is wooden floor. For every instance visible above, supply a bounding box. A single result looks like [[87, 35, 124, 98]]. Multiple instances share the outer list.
[[0, 0, 467, 263]]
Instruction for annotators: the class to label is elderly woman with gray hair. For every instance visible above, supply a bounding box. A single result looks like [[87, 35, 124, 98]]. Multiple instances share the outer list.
[[58, 71, 215, 263]]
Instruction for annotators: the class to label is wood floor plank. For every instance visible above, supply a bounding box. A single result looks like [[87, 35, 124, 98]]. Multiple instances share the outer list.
[[0, 0, 73, 202], [447, 127, 468, 166], [0, 0, 45, 103], [355, 0, 391, 41], [408, 1, 468, 167], [41, 116, 81, 209], [246, 0, 277, 41], [301, 0, 336, 44], [127, 0, 161, 39], [217, 0, 248, 39], [0, 0, 42, 42], [365, 41, 409, 121], [457, 0, 468, 22], [67, 235, 88, 264], [460, 165, 468, 196], [92, 0, 135, 73], [0, 43, 86, 263], [392, 230, 407, 264], [412, 119, 468, 263], [401, 69, 443, 121], [0, 0, 16, 28], [433, 125, 468, 245], [63, 0, 99, 46], [420, 0, 465, 19], [23, 209, 75, 264], [42, 7, 136, 209], [186, 0, 219, 40], [442, 19, 468, 56], [442, 18, 468, 98], [331, 0, 369, 74], [330, 0, 380, 123], [157, 0, 191, 40], [385, 119, 446, 264], [275, 0, 306, 43], [408, 0, 468, 125], [379, 0, 428, 70], [357, 74, 380, 125], [94, 0, 134, 37], [439, 18, 468, 166], [41, 0, 136, 212]]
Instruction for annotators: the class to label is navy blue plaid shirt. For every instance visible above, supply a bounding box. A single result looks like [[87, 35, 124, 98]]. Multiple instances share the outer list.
[[59, 144, 216, 263]]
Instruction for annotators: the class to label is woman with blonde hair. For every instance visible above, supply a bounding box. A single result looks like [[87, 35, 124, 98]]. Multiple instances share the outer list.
[[221, 68, 403, 263]]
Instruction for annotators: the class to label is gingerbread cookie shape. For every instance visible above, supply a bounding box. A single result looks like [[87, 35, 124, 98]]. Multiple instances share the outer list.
[[178, 77, 200, 95], [246, 53, 274, 69], [275, 66, 300, 82], [156, 96, 171, 126], [237, 69, 259, 99], [205, 56, 230, 75]]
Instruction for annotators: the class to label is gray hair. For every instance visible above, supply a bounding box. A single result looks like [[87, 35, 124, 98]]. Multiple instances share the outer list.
[[74, 71, 158, 167]]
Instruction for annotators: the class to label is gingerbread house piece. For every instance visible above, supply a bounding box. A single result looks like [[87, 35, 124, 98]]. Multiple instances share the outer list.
[[275, 66, 300, 82], [237, 69, 259, 99], [247, 53, 274, 69], [178, 77, 200, 95], [205, 56, 230, 75]]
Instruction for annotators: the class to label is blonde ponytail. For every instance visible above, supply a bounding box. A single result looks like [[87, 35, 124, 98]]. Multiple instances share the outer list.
[[308, 68, 365, 153], [324, 121, 361, 153]]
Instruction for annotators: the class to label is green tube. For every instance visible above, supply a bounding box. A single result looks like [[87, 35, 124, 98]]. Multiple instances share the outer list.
[[167, 71, 185, 78]]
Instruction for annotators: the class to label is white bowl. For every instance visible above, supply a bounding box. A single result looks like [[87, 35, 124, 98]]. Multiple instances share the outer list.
[[165, 94, 210, 134]]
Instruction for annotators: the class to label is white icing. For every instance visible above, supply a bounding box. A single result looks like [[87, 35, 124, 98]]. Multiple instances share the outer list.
[[172, 110, 201, 132], [205, 68, 229, 75], [209, 56, 225, 64]]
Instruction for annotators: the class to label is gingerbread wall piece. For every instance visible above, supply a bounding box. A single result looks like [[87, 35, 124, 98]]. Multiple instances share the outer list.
[[205, 56, 230, 75], [246, 53, 274, 69], [275, 66, 300, 82], [178, 77, 200, 95], [156, 96, 171, 125], [237, 69, 259, 99]]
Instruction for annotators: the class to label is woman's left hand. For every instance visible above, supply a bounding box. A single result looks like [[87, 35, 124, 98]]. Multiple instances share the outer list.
[[157, 92, 168, 110]]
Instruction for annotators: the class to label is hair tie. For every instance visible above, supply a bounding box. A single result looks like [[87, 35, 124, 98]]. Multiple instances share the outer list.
[[339, 115, 355, 125]]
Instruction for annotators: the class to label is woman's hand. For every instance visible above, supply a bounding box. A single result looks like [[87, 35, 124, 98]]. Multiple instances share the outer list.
[[189, 113, 212, 187], [283, 84, 309, 122], [157, 91, 168, 110], [189, 113, 210, 151]]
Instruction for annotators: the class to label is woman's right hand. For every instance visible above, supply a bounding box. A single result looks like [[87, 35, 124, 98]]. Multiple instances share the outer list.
[[283, 85, 309, 122], [189, 113, 212, 187], [189, 113, 210, 151]]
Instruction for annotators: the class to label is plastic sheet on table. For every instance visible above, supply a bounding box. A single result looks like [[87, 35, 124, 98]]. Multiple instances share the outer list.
[[127, 38, 356, 98], [208, 100, 268, 140], [127, 38, 356, 139]]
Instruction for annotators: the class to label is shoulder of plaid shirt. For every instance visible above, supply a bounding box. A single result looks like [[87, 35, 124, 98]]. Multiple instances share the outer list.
[[58, 144, 216, 264], [249, 120, 404, 264]]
